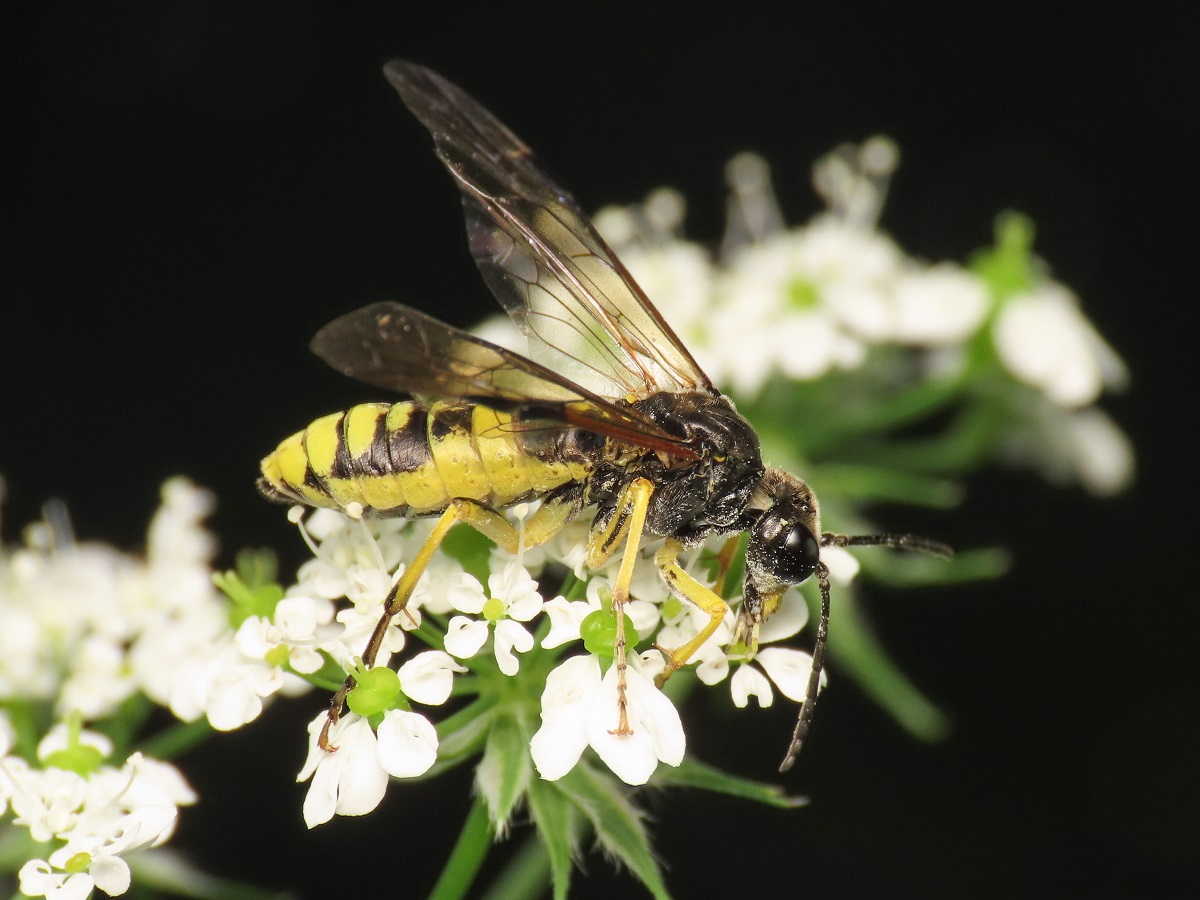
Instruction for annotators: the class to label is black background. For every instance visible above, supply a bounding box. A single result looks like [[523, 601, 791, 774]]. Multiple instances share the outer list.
[[4, 4, 1197, 898]]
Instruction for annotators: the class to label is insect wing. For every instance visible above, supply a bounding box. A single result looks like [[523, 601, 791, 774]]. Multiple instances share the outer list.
[[311, 302, 700, 457], [383, 60, 713, 401]]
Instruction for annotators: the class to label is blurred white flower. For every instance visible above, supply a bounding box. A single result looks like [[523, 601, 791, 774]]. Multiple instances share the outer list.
[[891, 263, 991, 345], [993, 282, 1127, 407]]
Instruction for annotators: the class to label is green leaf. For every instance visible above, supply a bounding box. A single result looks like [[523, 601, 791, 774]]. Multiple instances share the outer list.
[[856, 545, 1010, 587], [213, 548, 285, 627], [970, 210, 1039, 301], [422, 699, 496, 777], [652, 756, 807, 809], [813, 463, 965, 508], [476, 712, 534, 832], [526, 777, 583, 900], [555, 763, 672, 900]]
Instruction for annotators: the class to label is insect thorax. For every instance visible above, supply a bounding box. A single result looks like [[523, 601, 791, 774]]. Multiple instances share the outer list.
[[586, 391, 766, 544]]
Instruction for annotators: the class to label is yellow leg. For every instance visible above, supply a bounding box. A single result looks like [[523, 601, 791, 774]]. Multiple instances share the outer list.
[[585, 477, 655, 736], [653, 538, 732, 688], [320, 494, 578, 750]]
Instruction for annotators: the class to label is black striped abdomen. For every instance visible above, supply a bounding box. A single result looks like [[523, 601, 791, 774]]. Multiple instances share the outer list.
[[258, 401, 591, 516]]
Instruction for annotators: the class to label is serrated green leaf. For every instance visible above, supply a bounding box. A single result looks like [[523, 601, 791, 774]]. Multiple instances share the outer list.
[[555, 763, 671, 900], [476, 712, 533, 832], [527, 776, 582, 900], [651, 756, 807, 809]]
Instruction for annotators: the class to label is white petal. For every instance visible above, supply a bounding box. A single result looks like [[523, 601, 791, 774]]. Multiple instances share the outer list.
[[398, 650, 466, 706], [756, 647, 823, 703], [625, 666, 685, 768], [90, 855, 131, 895], [730, 664, 774, 708], [446, 573, 487, 614], [757, 588, 810, 643], [302, 718, 388, 827], [540, 597, 589, 649], [530, 656, 600, 781], [444, 616, 489, 660], [821, 546, 860, 584], [892, 263, 989, 345], [492, 619, 534, 676], [376, 710, 439, 777], [205, 666, 280, 730], [694, 647, 730, 685], [588, 664, 684, 785], [627, 599, 662, 636], [993, 289, 1103, 407], [1064, 407, 1136, 497]]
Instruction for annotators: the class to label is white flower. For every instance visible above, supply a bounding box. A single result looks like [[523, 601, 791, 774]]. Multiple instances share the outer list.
[[297, 708, 439, 828], [10, 750, 193, 897], [443, 562, 544, 675], [530, 654, 685, 786], [539, 576, 661, 652], [19, 858, 96, 900], [998, 400, 1135, 496], [298, 714, 388, 827], [375, 710, 439, 777], [891, 263, 990, 345], [992, 282, 1127, 407], [707, 221, 897, 395], [665, 585, 827, 711], [397, 650, 465, 705]]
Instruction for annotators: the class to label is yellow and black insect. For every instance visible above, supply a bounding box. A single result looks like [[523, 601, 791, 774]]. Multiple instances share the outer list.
[[259, 60, 950, 772]]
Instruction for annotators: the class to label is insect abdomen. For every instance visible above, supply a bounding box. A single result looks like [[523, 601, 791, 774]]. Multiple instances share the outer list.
[[259, 401, 589, 516]]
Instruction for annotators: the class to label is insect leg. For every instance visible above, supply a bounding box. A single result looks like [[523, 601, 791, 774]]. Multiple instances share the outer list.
[[320, 504, 460, 749], [320, 493, 582, 750], [585, 477, 655, 736], [652, 537, 731, 688]]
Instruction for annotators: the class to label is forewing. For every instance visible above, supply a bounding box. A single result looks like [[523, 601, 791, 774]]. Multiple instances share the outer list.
[[311, 302, 699, 457], [383, 60, 713, 400]]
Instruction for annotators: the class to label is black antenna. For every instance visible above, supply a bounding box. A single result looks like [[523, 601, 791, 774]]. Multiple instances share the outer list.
[[778, 532, 953, 773]]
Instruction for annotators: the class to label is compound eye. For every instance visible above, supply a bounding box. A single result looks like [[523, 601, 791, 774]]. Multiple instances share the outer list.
[[772, 523, 819, 584]]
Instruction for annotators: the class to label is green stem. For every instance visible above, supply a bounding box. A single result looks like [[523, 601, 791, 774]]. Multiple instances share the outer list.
[[428, 797, 493, 900], [480, 834, 552, 900], [137, 718, 213, 760]]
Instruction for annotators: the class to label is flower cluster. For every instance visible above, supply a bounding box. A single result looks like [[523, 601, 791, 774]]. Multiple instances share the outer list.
[[279, 508, 801, 822], [1, 483, 215, 898], [0, 477, 306, 732], [3, 720, 195, 900], [578, 139, 1133, 497]]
